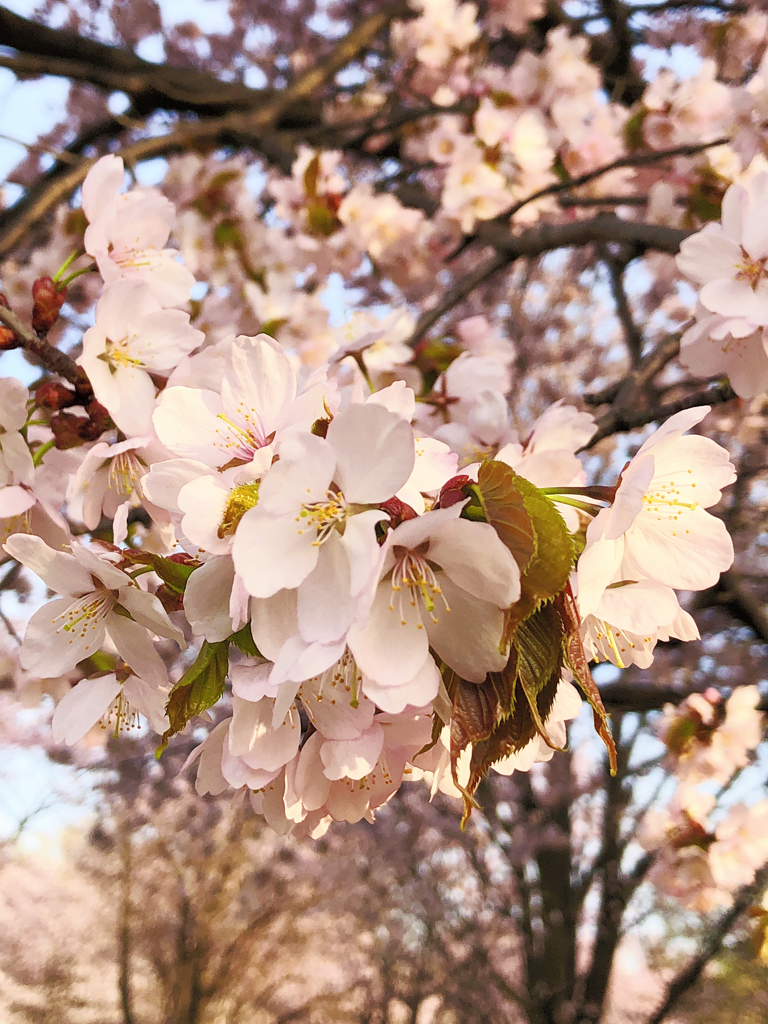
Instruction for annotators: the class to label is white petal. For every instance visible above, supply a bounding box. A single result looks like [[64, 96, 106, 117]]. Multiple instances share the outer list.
[[327, 402, 415, 503], [21, 595, 110, 676], [320, 722, 385, 780], [428, 517, 520, 607], [117, 587, 185, 644], [427, 575, 507, 682], [106, 612, 168, 687], [297, 533, 355, 644], [52, 674, 122, 744], [4, 534, 92, 596], [184, 556, 236, 642], [347, 581, 430, 687], [233, 507, 319, 597], [361, 655, 440, 713], [221, 334, 297, 437]]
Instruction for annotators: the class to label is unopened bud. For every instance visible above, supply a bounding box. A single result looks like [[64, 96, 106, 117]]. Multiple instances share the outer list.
[[35, 380, 77, 411], [0, 294, 19, 349], [438, 474, 472, 509], [380, 496, 418, 526], [31, 277, 67, 335]]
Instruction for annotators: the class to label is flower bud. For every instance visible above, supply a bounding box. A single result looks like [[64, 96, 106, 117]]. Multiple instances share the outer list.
[[35, 380, 77, 411], [31, 277, 67, 335], [0, 294, 19, 349]]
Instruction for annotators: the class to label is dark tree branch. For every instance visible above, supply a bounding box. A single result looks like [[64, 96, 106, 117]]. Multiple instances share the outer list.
[[506, 139, 729, 221], [0, 303, 92, 398], [599, 244, 644, 366]]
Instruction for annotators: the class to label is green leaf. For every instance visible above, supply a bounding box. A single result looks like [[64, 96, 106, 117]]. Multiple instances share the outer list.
[[473, 461, 537, 574], [122, 551, 199, 593], [229, 623, 261, 657], [307, 202, 338, 237], [556, 584, 617, 774], [515, 602, 566, 750], [303, 153, 320, 201], [157, 640, 229, 756]]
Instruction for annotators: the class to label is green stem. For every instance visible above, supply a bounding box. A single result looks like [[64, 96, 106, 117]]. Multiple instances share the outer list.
[[52, 249, 84, 284], [31, 439, 55, 467], [547, 495, 604, 516], [59, 264, 98, 287]]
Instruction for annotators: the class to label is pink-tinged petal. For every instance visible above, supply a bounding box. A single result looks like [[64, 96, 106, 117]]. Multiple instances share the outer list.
[[4, 534, 93, 596], [110, 190, 175, 251], [70, 543, 130, 590], [347, 582, 430, 687], [598, 580, 680, 634], [676, 227, 739, 284], [1, 433, 33, 486], [297, 533, 355, 644], [106, 612, 168, 687], [575, 529, 624, 617], [52, 674, 122, 744], [184, 556, 236, 642], [221, 745, 280, 791], [143, 458, 212, 512], [152, 388, 227, 466], [366, 380, 416, 420], [81, 154, 124, 222], [0, 486, 35, 518], [299, 659, 376, 740], [626, 506, 734, 590], [250, 589, 298, 661], [388, 503, 463, 551], [320, 722, 385, 780], [327, 402, 415, 504], [101, 364, 157, 438], [428, 518, 520, 607], [269, 637, 346, 688], [646, 433, 736, 507], [340, 509, 388, 596], [605, 452, 656, 539], [177, 475, 231, 555], [257, 433, 335, 514], [233, 507, 319, 597], [188, 720, 231, 795], [123, 675, 169, 735], [230, 695, 301, 771], [221, 334, 297, 436], [294, 732, 332, 811], [117, 587, 184, 644], [112, 502, 130, 547], [21, 596, 110, 676], [361, 656, 440, 714], [725, 332, 768, 398], [700, 278, 768, 324], [95, 278, 160, 336], [231, 659, 277, 701], [719, 181, 745, 243], [129, 310, 204, 372], [427, 575, 507, 682], [0, 377, 30, 433], [636, 406, 711, 454]]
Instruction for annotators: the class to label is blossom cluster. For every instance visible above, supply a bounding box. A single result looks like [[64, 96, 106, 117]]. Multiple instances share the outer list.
[[641, 686, 768, 913], [0, 155, 742, 838]]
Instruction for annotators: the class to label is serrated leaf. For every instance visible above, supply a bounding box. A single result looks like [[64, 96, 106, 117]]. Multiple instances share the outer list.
[[557, 584, 617, 774], [122, 550, 199, 593], [229, 623, 261, 657], [157, 640, 229, 756], [516, 601, 566, 749], [513, 473, 574, 614], [473, 461, 537, 574]]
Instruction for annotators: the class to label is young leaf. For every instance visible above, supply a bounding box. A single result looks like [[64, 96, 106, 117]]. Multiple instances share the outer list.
[[229, 623, 261, 657], [515, 602, 566, 749], [157, 640, 229, 756], [473, 461, 537, 573], [557, 584, 617, 774]]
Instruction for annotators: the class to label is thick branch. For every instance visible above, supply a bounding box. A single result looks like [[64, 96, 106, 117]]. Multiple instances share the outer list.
[[0, 2, 411, 260]]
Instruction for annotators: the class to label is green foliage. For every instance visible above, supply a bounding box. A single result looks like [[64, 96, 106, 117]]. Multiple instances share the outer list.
[[446, 463, 615, 819], [157, 640, 230, 757]]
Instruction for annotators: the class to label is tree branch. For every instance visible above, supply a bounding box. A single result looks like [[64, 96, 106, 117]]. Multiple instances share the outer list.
[[646, 859, 768, 1024], [0, 303, 92, 397], [599, 244, 644, 366]]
